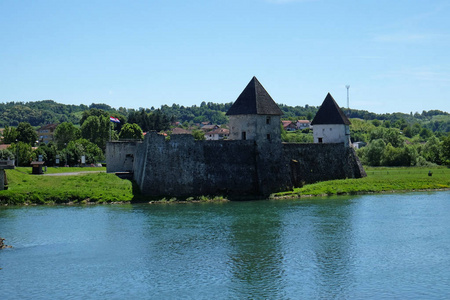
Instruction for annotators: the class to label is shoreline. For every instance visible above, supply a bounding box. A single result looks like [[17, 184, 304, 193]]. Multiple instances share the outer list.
[[2, 166, 449, 206], [2, 188, 449, 206]]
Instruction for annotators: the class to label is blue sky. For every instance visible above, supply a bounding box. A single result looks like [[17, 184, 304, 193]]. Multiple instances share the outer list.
[[1, 0, 449, 114]]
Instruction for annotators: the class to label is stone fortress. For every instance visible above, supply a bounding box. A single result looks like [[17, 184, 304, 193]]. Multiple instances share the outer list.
[[106, 77, 366, 198]]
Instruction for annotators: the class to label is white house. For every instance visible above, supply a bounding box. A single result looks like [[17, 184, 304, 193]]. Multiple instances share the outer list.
[[205, 128, 230, 140], [311, 93, 351, 147], [296, 120, 311, 130]]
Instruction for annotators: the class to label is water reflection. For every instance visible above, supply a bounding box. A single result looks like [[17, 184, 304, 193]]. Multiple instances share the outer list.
[[227, 202, 286, 299], [309, 199, 355, 299]]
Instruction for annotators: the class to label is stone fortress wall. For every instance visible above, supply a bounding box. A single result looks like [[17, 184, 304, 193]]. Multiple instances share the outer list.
[[106, 132, 366, 198]]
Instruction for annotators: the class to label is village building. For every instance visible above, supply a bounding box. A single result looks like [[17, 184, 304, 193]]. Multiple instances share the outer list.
[[282, 120, 297, 131], [200, 124, 219, 132], [296, 120, 311, 130], [172, 127, 192, 135], [311, 93, 351, 147], [37, 124, 58, 144], [205, 128, 229, 140]]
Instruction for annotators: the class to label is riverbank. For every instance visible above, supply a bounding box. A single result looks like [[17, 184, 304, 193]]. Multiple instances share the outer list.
[[1, 166, 449, 205], [272, 166, 450, 199]]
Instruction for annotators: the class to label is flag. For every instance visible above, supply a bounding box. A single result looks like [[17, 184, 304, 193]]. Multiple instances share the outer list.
[[110, 116, 120, 123]]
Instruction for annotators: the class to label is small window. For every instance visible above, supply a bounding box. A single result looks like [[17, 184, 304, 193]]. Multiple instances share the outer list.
[[318, 138, 323, 143], [266, 117, 271, 124], [242, 132, 247, 140], [267, 134, 271, 140]]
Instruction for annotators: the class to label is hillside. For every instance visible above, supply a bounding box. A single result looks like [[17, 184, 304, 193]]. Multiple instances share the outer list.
[[0, 99, 449, 133]]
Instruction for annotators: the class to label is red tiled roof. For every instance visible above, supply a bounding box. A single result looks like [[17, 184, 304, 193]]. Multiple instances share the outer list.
[[206, 128, 229, 135], [172, 127, 192, 135]]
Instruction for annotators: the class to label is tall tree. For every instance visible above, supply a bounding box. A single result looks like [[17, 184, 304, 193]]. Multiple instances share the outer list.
[[119, 123, 143, 140], [54, 122, 81, 150], [2, 125, 18, 144], [16, 122, 38, 145], [81, 115, 110, 151]]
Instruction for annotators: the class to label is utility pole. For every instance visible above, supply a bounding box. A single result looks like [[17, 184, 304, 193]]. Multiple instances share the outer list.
[[345, 85, 350, 117]]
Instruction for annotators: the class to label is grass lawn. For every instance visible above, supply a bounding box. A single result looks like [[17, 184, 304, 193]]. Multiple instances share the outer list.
[[15, 166, 106, 174], [1, 167, 134, 205], [272, 166, 450, 199]]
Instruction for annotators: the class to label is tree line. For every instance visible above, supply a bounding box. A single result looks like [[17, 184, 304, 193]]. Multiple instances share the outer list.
[[1, 99, 449, 167]]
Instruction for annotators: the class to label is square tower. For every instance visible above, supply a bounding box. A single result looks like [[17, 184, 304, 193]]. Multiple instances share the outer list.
[[226, 77, 283, 143]]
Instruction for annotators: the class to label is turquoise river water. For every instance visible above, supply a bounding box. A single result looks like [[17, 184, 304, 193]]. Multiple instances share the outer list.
[[1, 191, 450, 299]]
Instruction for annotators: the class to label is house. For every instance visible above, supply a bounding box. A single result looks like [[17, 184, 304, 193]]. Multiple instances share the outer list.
[[200, 124, 219, 132], [311, 93, 351, 147], [37, 124, 58, 144], [205, 128, 230, 140], [226, 76, 283, 142], [282, 120, 297, 131], [352, 141, 366, 149], [296, 120, 311, 130], [172, 127, 192, 135]]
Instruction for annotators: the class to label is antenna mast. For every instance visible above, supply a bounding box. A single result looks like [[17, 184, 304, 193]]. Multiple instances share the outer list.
[[345, 85, 350, 117]]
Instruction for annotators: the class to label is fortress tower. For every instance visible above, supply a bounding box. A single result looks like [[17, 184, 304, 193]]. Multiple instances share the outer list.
[[311, 93, 351, 147], [226, 77, 283, 143]]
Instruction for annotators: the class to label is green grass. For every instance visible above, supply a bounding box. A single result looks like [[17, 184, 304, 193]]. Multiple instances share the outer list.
[[1, 168, 134, 205], [272, 166, 450, 199], [15, 166, 106, 174]]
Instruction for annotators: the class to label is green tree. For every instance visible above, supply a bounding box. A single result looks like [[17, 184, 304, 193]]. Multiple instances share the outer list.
[[80, 108, 108, 126], [421, 136, 442, 164], [0, 149, 14, 160], [35, 142, 58, 166], [442, 135, 450, 165], [2, 125, 18, 144], [16, 122, 38, 145], [69, 138, 104, 165], [192, 129, 206, 140], [10, 142, 33, 166], [81, 115, 110, 151], [119, 123, 143, 140], [372, 119, 381, 127], [364, 139, 386, 166], [54, 122, 81, 150]]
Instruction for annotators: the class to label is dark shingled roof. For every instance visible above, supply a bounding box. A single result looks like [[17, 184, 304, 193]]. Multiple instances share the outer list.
[[311, 93, 351, 125], [226, 77, 283, 116]]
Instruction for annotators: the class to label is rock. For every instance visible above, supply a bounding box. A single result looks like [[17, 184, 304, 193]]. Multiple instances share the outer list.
[[0, 237, 12, 249]]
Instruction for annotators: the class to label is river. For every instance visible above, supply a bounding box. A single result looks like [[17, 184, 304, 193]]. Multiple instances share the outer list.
[[1, 191, 449, 299]]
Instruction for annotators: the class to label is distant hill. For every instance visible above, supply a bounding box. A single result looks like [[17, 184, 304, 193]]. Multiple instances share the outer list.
[[1, 99, 449, 133]]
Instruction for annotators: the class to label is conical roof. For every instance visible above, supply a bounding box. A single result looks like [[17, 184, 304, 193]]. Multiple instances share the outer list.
[[226, 77, 283, 116], [311, 93, 351, 125]]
